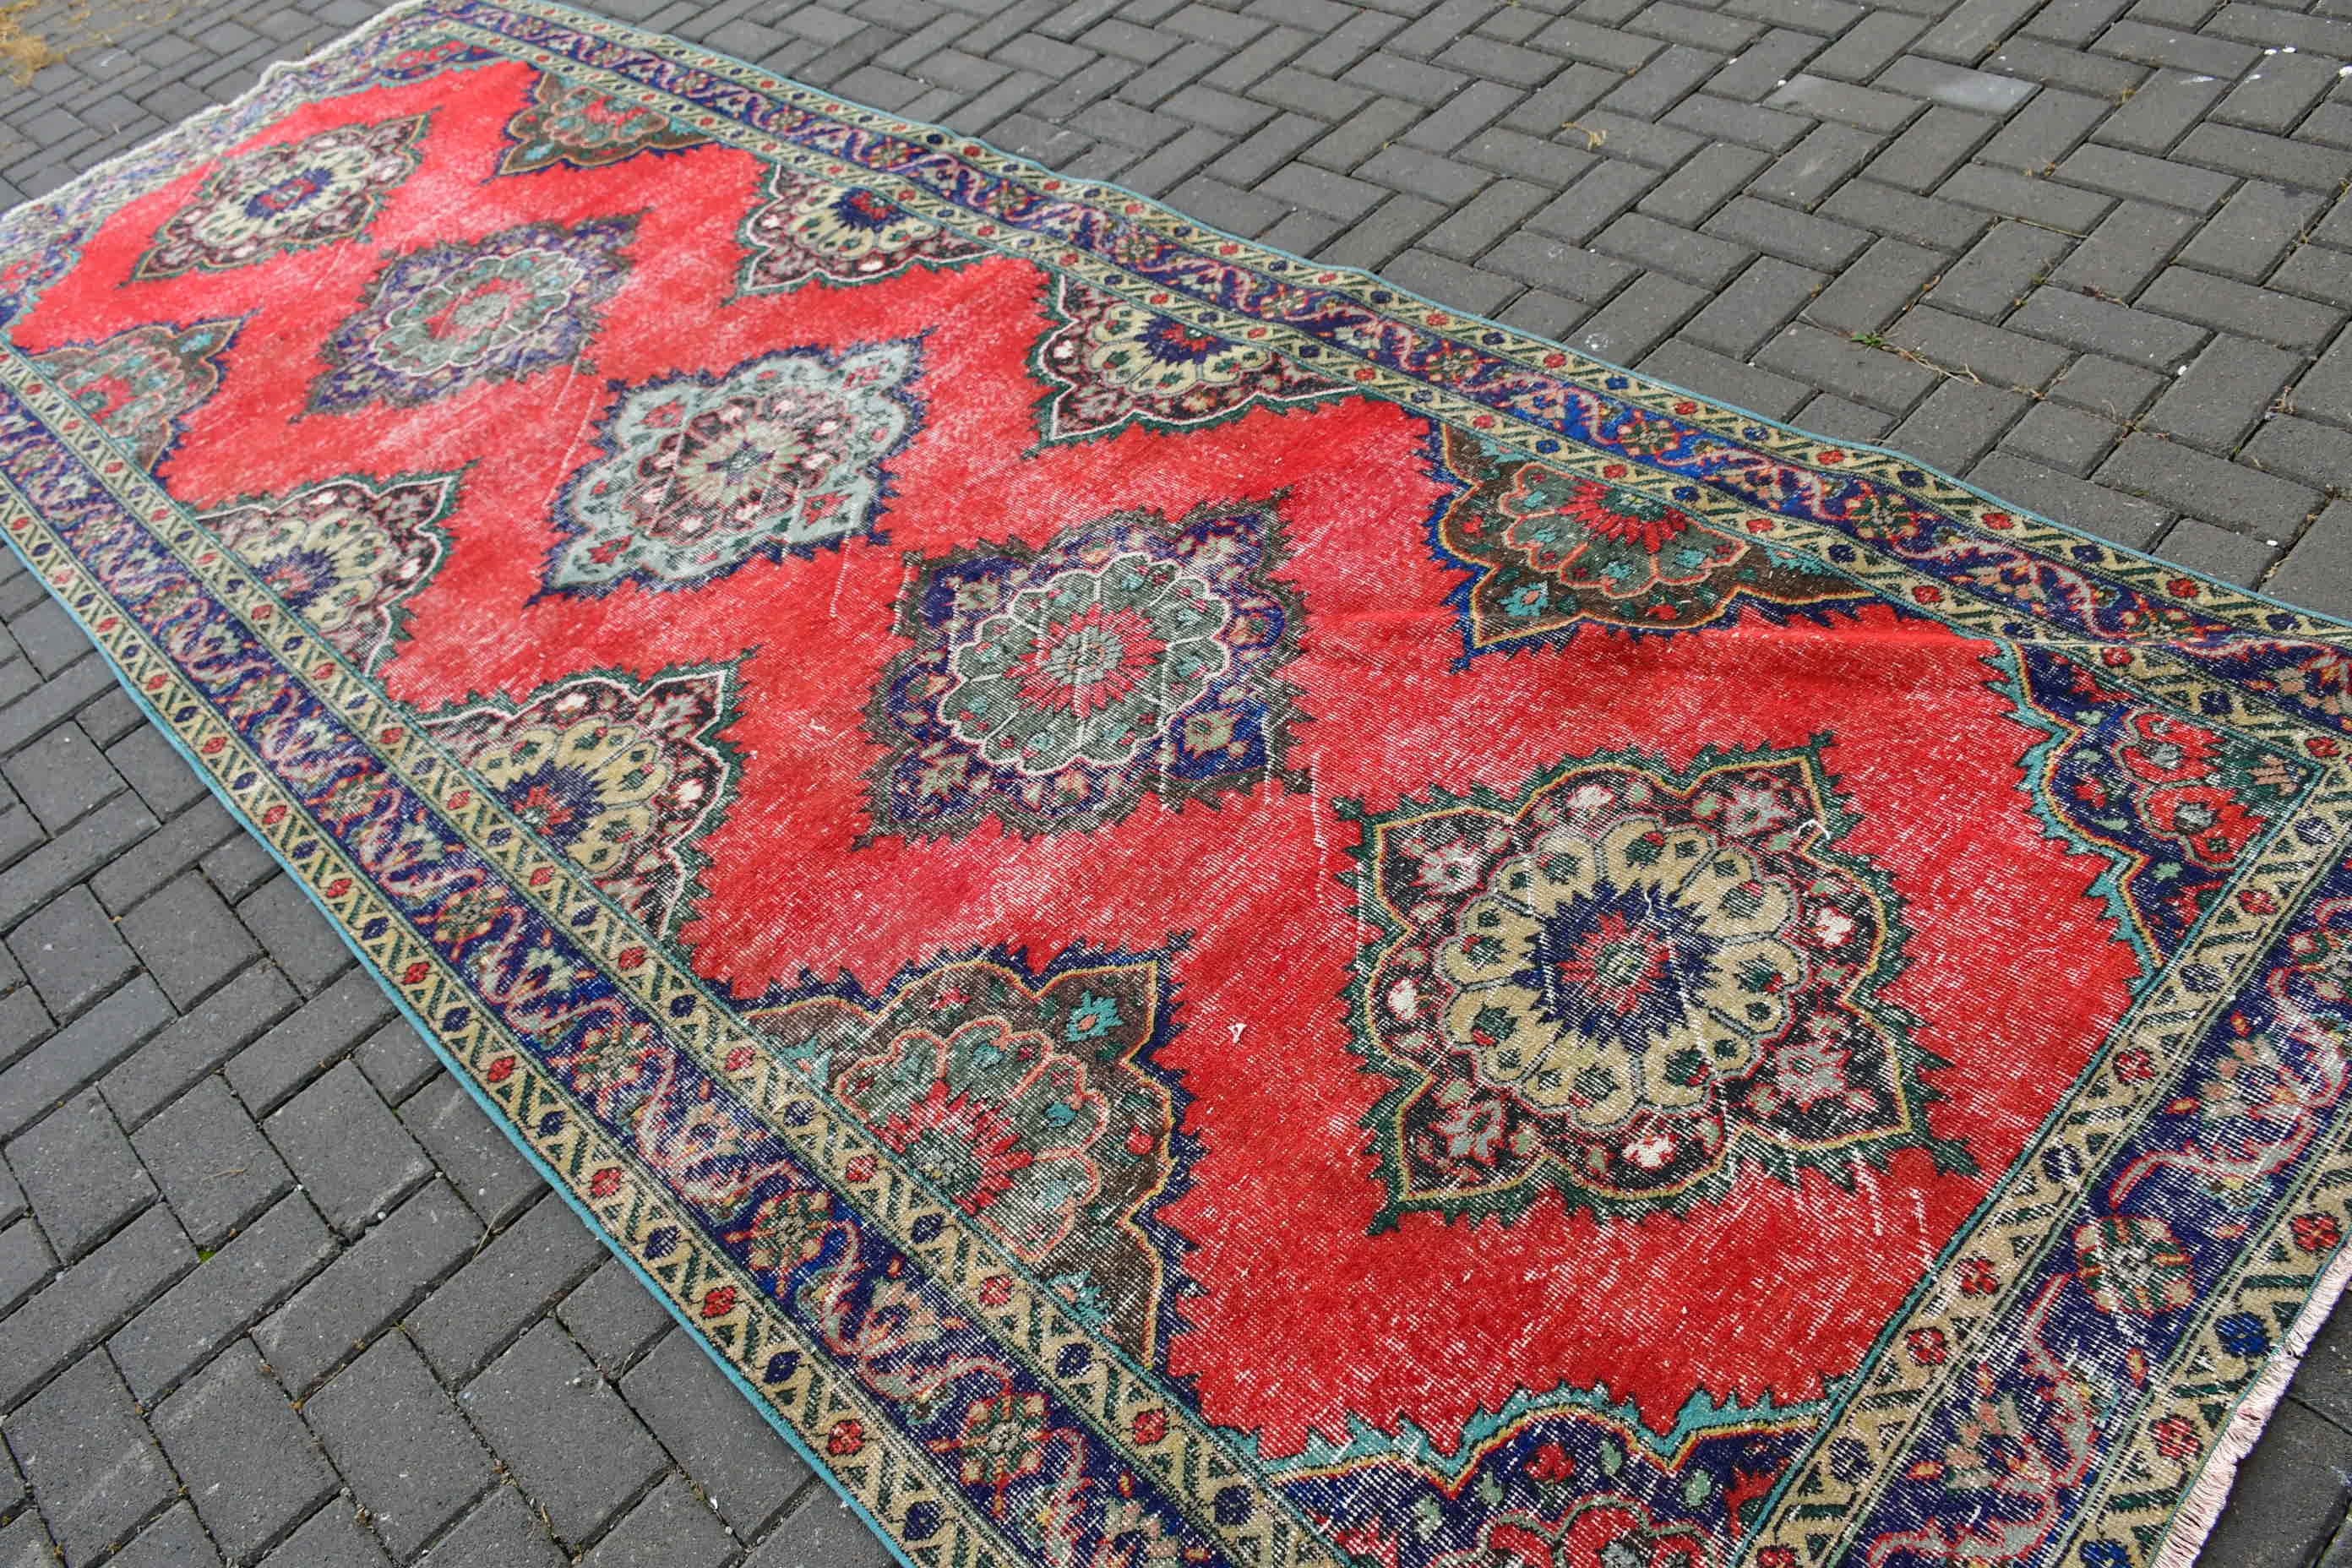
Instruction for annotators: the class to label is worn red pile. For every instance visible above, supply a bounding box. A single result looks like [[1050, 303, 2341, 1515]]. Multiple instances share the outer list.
[[0, 4, 2344, 1565]]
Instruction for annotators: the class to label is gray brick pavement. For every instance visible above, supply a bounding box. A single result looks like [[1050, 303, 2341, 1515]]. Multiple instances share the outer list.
[[0, 0, 2349, 1560]]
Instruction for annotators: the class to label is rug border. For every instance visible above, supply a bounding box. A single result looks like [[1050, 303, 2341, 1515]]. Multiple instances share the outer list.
[[0, 6, 2343, 1567], [0, 512, 934, 1568]]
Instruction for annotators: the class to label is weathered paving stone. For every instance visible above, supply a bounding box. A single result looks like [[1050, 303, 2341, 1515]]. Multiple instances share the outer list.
[[2100, 431, 2322, 535], [581, 1474, 739, 1568], [623, 1328, 816, 1536], [0, 975, 166, 1139], [259, 1502, 393, 1568], [155, 1339, 341, 1562], [0, 1219, 53, 1317], [234, 876, 351, 998], [558, 1257, 678, 1378], [111, 1504, 223, 1568], [117, 871, 259, 1008], [0, 1203, 189, 1412], [458, 1320, 668, 1547], [227, 966, 395, 1117], [8, 886, 136, 1022], [743, 1485, 897, 1568], [5, 1088, 152, 1261], [425, 1483, 566, 1568], [2, 1348, 176, 1564], [264, 1060, 429, 1239], [130, 1075, 291, 1249], [107, 1190, 334, 1402], [253, 1179, 479, 1395], [395, 1073, 542, 1227], [410, 1193, 605, 1382], [303, 1331, 494, 1560]]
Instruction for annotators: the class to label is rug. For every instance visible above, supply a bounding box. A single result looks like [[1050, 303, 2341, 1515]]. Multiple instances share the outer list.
[[0, 5, 2343, 1565]]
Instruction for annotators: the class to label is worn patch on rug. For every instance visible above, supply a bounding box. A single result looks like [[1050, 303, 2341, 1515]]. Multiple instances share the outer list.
[[0, 6, 2345, 1566]]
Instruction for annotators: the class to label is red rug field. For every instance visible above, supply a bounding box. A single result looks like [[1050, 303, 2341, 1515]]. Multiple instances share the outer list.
[[0, 4, 2345, 1565]]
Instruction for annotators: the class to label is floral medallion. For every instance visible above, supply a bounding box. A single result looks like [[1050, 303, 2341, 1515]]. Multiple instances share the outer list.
[[543, 338, 923, 594], [745, 949, 1195, 1364], [133, 114, 429, 280], [422, 665, 740, 939], [308, 215, 636, 414], [734, 166, 988, 295], [1429, 427, 1861, 652], [199, 471, 460, 675], [1030, 275, 1342, 444], [495, 72, 710, 176], [31, 318, 239, 469], [864, 498, 1307, 841], [1342, 740, 1964, 1228]]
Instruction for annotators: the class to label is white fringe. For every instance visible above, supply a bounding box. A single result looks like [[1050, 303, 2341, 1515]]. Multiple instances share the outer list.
[[2154, 1239, 2352, 1568]]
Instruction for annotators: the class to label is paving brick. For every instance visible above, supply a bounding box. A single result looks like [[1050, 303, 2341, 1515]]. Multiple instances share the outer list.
[[7, 1089, 151, 1263], [408, 1192, 602, 1381], [112, 1504, 222, 1568], [253, 1179, 480, 1395], [2100, 430, 2322, 532], [2148, 334, 2301, 451], [1705, 193, 1873, 270], [0, 1219, 52, 1317], [2156, 514, 2279, 585], [90, 796, 238, 916], [2268, 498, 2352, 619], [0, 1509, 49, 1568], [155, 1339, 340, 1562], [304, 1331, 495, 1560], [1817, 177, 1993, 251], [8, 886, 135, 1021], [100, 725, 204, 821], [558, 1257, 676, 1378], [130, 1075, 290, 1250], [2138, 267, 2346, 351], [1806, 11, 1924, 81], [1969, 449, 2174, 546], [259, 1503, 389, 1568], [265, 1061, 429, 1239], [2008, 286, 2210, 370], [1876, 52, 2039, 112], [583, 1474, 738, 1568], [2244, 413, 2352, 493], [624, 1326, 816, 1534], [2049, 199, 2197, 297], [1868, 105, 1998, 192], [1890, 306, 2072, 386], [236, 875, 351, 998], [107, 1191, 333, 1402], [1806, 236, 1941, 332], [1939, 162, 2114, 231], [1, 725, 120, 834], [2055, 140, 2239, 212], [2178, 120, 2352, 190], [1, 1349, 175, 1564], [1757, 322, 1941, 410], [101, 964, 295, 1130], [1595, 210, 1754, 287], [117, 870, 258, 1008], [196, 825, 279, 905], [350, 1016, 438, 1106], [1685, 256, 1826, 357], [458, 1320, 668, 1547], [227, 966, 395, 1117], [2177, 180, 2328, 281], [1751, 122, 1880, 206], [1888, 378, 2034, 470], [2001, 395, 2129, 476], [743, 1485, 896, 1568], [424, 1484, 566, 1568], [395, 1073, 542, 1228], [1929, 221, 2071, 318], [0, 1203, 188, 1412]]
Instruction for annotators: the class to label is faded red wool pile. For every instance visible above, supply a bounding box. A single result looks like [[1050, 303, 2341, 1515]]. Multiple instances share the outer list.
[[0, 5, 2346, 1565]]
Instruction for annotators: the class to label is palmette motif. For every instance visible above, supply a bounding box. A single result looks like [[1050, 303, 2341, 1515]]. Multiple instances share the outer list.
[[3, 8, 2351, 1568]]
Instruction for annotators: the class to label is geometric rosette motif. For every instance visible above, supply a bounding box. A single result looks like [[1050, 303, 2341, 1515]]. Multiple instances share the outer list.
[[1342, 740, 1966, 1228]]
